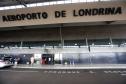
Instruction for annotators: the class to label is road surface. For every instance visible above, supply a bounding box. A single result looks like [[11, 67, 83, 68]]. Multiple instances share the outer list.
[[0, 67, 126, 84]]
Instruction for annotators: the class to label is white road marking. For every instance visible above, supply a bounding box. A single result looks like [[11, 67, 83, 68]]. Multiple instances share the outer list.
[[104, 70, 126, 74], [120, 74, 126, 76], [0, 70, 38, 73], [89, 71, 96, 74], [43, 70, 80, 74]]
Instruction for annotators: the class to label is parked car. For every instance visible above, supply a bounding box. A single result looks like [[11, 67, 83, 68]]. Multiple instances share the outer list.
[[0, 60, 13, 68]]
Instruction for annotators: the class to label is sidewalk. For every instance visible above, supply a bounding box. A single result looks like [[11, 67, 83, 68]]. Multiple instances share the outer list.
[[12, 64, 126, 69]]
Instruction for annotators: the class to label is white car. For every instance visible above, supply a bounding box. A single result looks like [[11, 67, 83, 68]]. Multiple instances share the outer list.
[[0, 60, 13, 68]]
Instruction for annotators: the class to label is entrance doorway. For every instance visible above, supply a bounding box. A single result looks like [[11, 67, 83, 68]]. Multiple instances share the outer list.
[[41, 54, 54, 65]]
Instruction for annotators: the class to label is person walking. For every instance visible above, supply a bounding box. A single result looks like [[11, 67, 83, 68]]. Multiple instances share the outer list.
[[30, 56, 34, 65]]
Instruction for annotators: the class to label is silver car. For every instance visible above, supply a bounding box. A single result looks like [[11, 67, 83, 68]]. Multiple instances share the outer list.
[[0, 60, 13, 68]]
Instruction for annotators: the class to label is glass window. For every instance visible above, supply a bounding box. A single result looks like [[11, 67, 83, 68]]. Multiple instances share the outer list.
[[91, 52, 117, 64], [88, 39, 110, 46], [64, 40, 86, 46]]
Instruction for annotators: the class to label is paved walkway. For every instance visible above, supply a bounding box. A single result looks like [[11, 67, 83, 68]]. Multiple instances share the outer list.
[[12, 64, 126, 69]]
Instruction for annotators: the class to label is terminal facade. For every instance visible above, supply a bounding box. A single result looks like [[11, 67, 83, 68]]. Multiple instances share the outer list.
[[0, 0, 126, 65]]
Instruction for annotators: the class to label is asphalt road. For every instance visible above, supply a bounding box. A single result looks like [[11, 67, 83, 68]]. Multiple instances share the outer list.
[[0, 68, 126, 84]]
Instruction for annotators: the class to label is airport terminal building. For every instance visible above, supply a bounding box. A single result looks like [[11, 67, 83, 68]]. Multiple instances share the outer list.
[[0, 0, 126, 65]]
